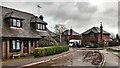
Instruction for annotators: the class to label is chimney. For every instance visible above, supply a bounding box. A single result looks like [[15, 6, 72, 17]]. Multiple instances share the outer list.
[[39, 15, 44, 20], [100, 22, 103, 41], [70, 28, 73, 36]]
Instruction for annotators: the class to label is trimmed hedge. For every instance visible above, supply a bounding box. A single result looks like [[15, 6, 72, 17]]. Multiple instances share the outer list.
[[33, 45, 69, 58]]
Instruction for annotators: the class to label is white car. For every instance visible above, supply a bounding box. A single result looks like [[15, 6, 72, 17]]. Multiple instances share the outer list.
[[69, 39, 81, 47]]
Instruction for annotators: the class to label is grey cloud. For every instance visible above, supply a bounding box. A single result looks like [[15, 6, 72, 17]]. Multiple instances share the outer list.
[[2, 2, 118, 34], [103, 8, 117, 16], [42, 2, 98, 23]]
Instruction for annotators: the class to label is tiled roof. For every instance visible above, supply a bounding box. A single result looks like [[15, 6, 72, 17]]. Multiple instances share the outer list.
[[1, 6, 49, 38], [81, 27, 110, 35], [63, 29, 80, 36], [4, 12, 24, 20], [46, 28, 56, 37], [30, 16, 47, 25]]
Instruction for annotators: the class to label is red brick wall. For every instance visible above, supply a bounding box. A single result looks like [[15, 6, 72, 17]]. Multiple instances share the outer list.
[[67, 35, 81, 41], [2, 39, 37, 60], [82, 34, 110, 42]]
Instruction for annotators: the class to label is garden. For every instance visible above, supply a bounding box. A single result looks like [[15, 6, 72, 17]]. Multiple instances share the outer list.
[[82, 41, 105, 48], [33, 36, 69, 58]]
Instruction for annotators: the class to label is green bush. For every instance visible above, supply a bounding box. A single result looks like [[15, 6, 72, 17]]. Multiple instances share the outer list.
[[38, 36, 58, 47], [109, 41, 119, 46], [98, 42, 104, 48], [33, 45, 69, 58]]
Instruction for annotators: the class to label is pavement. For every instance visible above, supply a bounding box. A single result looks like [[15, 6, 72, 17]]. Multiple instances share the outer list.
[[108, 46, 120, 57], [99, 49, 119, 66]]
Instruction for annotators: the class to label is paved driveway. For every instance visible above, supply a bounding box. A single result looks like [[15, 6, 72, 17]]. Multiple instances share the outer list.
[[28, 48, 99, 68]]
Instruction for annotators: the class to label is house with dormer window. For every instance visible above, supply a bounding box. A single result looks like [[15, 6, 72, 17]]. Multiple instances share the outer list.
[[0, 6, 51, 60]]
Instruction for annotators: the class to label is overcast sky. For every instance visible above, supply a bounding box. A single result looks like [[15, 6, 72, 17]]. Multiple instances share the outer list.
[[1, 0, 119, 35]]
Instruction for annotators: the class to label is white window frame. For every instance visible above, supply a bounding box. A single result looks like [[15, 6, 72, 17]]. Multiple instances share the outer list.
[[13, 19, 17, 26], [12, 19, 22, 28], [16, 20, 21, 27], [12, 40, 20, 50]]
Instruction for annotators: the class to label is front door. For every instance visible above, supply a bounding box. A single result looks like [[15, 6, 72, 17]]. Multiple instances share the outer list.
[[23, 40, 29, 54]]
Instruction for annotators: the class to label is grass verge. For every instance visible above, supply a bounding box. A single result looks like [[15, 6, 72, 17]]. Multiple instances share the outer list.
[[107, 48, 120, 53]]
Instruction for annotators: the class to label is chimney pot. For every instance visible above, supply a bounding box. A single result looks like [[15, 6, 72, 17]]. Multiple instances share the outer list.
[[39, 15, 44, 20]]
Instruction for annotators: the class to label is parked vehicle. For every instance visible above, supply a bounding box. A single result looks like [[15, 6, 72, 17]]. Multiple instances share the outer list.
[[69, 39, 81, 47]]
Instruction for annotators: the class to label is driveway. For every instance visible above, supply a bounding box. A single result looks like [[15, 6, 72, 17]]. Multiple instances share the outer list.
[[26, 48, 100, 68]]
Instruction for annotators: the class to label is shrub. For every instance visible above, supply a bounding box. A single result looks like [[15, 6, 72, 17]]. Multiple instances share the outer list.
[[38, 36, 58, 47], [98, 42, 104, 48], [33, 45, 69, 58], [109, 41, 119, 46]]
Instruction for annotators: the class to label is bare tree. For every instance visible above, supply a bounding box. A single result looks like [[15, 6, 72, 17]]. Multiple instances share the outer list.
[[54, 24, 67, 43], [110, 32, 115, 39]]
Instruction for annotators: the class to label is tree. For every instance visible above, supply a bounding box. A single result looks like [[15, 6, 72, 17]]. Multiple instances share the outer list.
[[110, 32, 115, 39], [54, 24, 67, 43], [116, 34, 119, 39], [54, 24, 67, 35]]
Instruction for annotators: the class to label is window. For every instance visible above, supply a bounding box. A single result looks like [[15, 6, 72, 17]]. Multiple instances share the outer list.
[[16, 20, 21, 27], [12, 19, 22, 28], [43, 25, 45, 30], [13, 19, 17, 26], [37, 24, 40, 29], [90, 33, 94, 36], [37, 23, 46, 30], [11, 40, 21, 51]]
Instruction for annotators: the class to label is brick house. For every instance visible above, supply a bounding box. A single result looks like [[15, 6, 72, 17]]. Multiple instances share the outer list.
[[81, 24, 110, 46], [0, 6, 51, 60], [62, 29, 81, 42]]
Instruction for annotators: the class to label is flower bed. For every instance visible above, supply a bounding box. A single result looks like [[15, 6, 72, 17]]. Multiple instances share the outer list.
[[33, 45, 69, 58]]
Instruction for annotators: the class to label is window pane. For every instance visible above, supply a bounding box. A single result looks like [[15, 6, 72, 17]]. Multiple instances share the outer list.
[[90, 33, 94, 36], [16, 41, 20, 49], [12, 40, 16, 50], [38, 24, 40, 29], [40, 24, 42, 29], [43, 25, 45, 30], [13, 19, 16, 26], [17, 20, 21, 27]]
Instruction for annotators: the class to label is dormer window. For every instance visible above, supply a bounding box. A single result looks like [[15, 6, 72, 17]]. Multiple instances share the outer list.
[[30, 15, 48, 31], [12, 19, 22, 28], [37, 23, 46, 30], [4, 12, 24, 28]]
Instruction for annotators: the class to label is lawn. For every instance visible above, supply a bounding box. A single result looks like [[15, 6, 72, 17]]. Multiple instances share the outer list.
[[107, 48, 120, 53]]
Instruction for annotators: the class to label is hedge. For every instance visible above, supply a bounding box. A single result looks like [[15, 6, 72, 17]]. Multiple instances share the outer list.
[[33, 45, 69, 58]]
